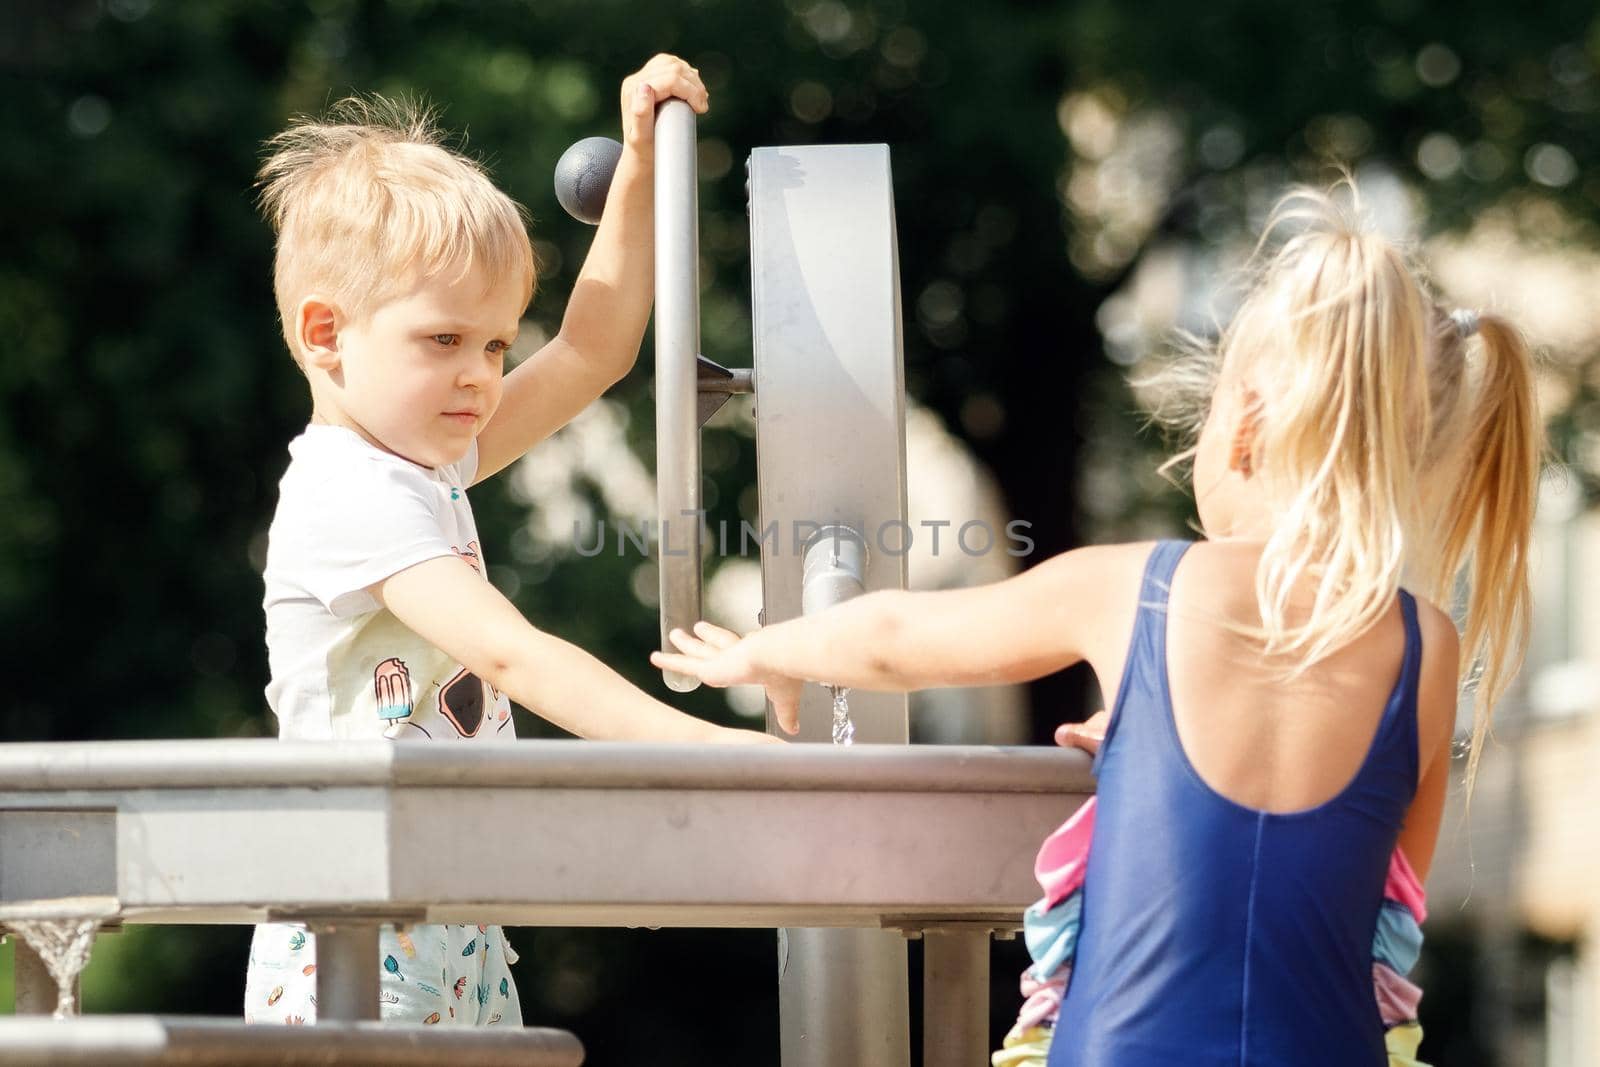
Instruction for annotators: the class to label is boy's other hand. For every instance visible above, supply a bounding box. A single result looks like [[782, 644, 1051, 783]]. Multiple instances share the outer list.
[[621, 54, 709, 159], [1054, 710, 1109, 755], [651, 621, 805, 736]]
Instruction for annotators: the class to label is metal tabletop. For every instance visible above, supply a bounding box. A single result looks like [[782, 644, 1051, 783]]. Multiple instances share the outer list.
[[0, 739, 1092, 930]]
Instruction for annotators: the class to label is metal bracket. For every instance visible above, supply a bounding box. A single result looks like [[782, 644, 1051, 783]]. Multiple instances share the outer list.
[[880, 917, 1022, 941], [263, 907, 428, 927], [697, 354, 754, 427]]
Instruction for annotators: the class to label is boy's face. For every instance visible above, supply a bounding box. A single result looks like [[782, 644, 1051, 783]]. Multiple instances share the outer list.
[[314, 266, 523, 469]]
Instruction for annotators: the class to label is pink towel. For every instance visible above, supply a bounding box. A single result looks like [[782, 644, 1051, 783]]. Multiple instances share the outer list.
[[1034, 798, 1097, 908], [1384, 847, 1428, 924]]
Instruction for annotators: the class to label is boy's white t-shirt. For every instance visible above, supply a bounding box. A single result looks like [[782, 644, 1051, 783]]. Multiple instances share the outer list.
[[263, 424, 514, 742]]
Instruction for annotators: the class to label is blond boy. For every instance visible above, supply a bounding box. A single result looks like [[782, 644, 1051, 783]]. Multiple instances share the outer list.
[[244, 56, 764, 1027]]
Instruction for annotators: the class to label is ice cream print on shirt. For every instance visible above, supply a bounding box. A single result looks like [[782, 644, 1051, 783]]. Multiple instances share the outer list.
[[328, 541, 512, 741], [374, 658, 413, 720], [452, 541, 482, 574]]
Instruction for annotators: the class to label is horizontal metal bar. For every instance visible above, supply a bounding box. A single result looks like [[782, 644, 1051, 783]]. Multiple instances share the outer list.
[[697, 356, 754, 395], [696, 356, 753, 426], [0, 740, 1093, 795], [0, 789, 1088, 928], [0, 1016, 583, 1066], [93, 903, 1028, 931], [0, 896, 120, 923]]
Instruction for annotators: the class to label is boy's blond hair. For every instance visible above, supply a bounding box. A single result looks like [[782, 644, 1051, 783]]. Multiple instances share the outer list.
[[257, 95, 535, 362]]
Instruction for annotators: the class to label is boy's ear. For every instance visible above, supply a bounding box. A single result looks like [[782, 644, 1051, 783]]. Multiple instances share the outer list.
[[295, 298, 341, 371], [1229, 386, 1264, 478]]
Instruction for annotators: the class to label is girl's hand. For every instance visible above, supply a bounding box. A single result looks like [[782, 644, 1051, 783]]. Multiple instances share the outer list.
[[651, 621, 806, 735], [1054, 710, 1109, 755], [620, 54, 709, 160]]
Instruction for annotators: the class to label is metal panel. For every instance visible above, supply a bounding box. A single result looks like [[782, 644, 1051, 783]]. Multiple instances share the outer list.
[[113, 789, 391, 909], [748, 144, 909, 745], [0, 810, 115, 900], [388, 787, 1064, 917]]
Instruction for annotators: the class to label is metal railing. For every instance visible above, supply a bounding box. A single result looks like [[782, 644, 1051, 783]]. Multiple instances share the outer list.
[[0, 739, 1093, 1064]]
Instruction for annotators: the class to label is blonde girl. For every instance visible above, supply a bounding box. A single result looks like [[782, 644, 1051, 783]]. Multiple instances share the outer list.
[[654, 180, 1542, 1066]]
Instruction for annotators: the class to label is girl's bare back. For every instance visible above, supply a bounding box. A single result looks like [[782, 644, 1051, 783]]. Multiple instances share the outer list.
[[1085, 540, 1457, 867]]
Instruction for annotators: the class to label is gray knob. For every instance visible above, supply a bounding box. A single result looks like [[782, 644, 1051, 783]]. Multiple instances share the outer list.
[[554, 136, 623, 225]]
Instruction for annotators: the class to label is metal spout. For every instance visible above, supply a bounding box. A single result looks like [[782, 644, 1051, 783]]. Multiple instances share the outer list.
[[800, 526, 868, 617]]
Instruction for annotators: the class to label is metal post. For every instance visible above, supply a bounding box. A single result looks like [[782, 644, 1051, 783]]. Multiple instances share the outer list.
[[10, 935, 58, 1015], [313, 923, 380, 1022], [780, 528, 909, 1066], [779, 927, 910, 1067], [922, 929, 991, 1067], [653, 97, 702, 694]]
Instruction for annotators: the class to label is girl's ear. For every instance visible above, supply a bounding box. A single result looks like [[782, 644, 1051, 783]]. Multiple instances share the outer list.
[[296, 297, 341, 371], [1229, 387, 1263, 478]]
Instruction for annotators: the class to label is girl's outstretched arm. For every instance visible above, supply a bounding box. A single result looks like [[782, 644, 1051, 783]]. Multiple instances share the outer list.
[[652, 544, 1137, 733]]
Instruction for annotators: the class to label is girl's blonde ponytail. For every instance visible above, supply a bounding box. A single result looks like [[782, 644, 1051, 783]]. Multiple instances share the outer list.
[[1419, 313, 1540, 788]]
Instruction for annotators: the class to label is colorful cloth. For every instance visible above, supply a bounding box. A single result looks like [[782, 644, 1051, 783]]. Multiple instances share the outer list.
[[993, 1025, 1053, 1067], [1032, 796, 1095, 909]]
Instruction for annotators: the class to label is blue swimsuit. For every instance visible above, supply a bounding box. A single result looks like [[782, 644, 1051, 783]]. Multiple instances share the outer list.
[[1048, 540, 1421, 1066]]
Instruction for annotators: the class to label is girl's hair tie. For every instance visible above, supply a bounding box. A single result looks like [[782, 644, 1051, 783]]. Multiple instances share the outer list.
[[1449, 308, 1481, 338]]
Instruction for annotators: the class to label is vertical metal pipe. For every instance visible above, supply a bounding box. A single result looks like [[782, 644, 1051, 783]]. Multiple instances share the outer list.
[[313, 924, 379, 1022], [922, 930, 991, 1067], [780, 927, 910, 1067], [781, 524, 910, 1067], [10, 936, 57, 1015], [653, 98, 702, 694]]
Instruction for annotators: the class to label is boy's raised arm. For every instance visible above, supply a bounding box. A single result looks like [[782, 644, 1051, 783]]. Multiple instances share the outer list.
[[474, 55, 708, 483], [375, 555, 768, 743]]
